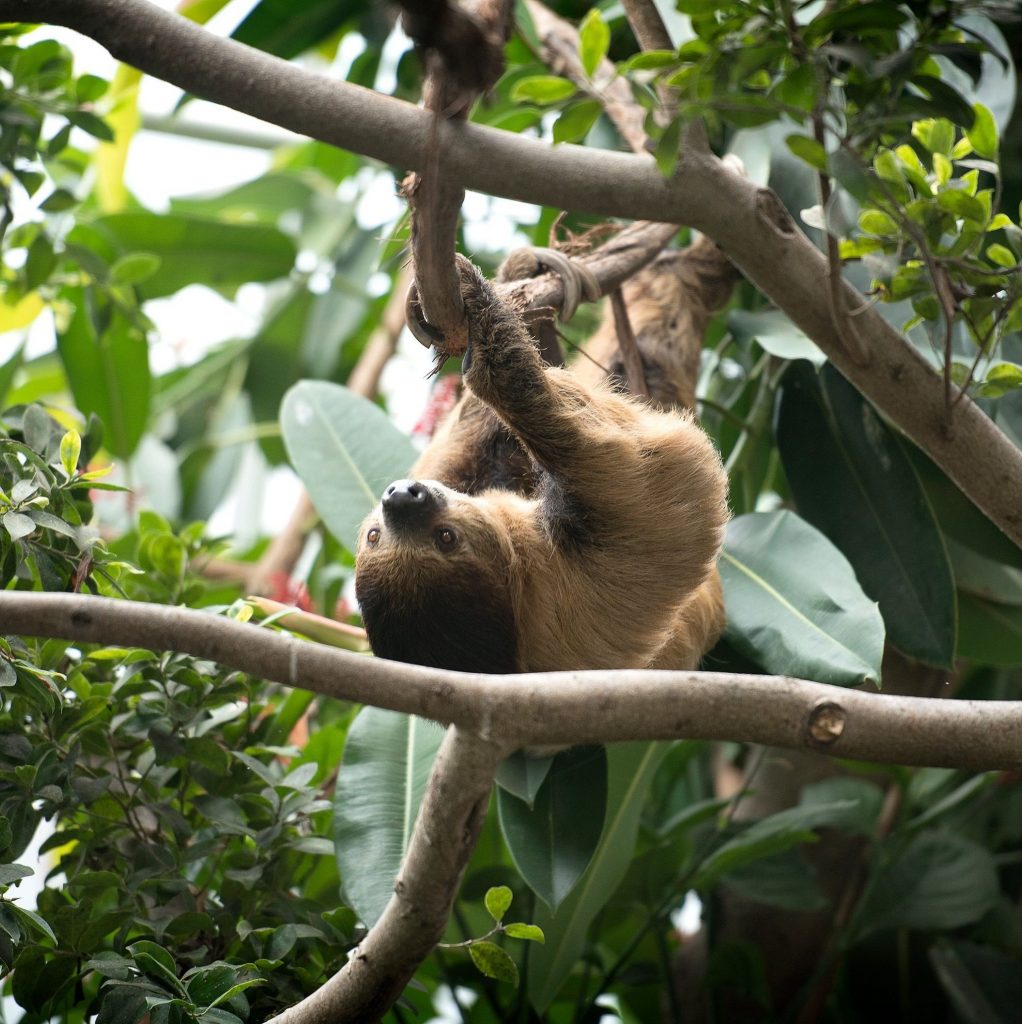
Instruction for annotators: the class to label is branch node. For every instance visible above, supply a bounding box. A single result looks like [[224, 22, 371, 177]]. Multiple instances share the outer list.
[[807, 700, 847, 747], [755, 189, 797, 237]]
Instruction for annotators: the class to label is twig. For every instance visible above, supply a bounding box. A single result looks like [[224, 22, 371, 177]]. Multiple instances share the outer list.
[[609, 289, 650, 397]]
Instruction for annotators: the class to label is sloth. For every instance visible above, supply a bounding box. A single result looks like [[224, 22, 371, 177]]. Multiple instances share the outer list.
[[354, 243, 735, 676]]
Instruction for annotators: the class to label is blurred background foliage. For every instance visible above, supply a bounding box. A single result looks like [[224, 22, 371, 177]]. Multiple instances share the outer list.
[[3, 0, 1022, 1021]]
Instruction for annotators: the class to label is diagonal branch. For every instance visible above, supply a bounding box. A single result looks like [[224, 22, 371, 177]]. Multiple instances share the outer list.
[[7, 0, 1022, 542], [3, 592, 1022, 773], [265, 726, 504, 1024]]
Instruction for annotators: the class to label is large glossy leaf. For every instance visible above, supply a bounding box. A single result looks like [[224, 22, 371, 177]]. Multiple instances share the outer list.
[[727, 309, 825, 365], [56, 288, 150, 459], [720, 510, 885, 686], [908, 446, 1022, 571], [777, 362, 955, 666], [94, 212, 296, 299], [232, 0, 370, 60], [855, 831, 999, 937], [527, 742, 670, 1013], [280, 380, 417, 551], [497, 746, 607, 911], [957, 592, 1022, 666], [333, 708, 445, 926]]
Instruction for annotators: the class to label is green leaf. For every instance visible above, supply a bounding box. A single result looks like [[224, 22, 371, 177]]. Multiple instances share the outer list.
[[909, 76, 975, 130], [912, 118, 955, 156], [280, 380, 417, 551], [498, 746, 606, 911], [654, 118, 682, 178], [966, 102, 998, 159], [95, 212, 296, 299], [957, 592, 1022, 666], [509, 76, 576, 105], [727, 309, 825, 365], [231, 0, 364, 60], [60, 429, 81, 478], [784, 134, 827, 172], [504, 923, 544, 943], [527, 742, 669, 1012], [693, 799, 859, 890], [578, 9, 610, 78], [333, 709, 445, 926], [859, 209, 898, 236], [776, 363, 956, 667], [496, 750, 554, 807], [469, 941, 519, 985], [908, 447, 1022, 571], [109, 252, 161, 286], [67, 110, 114, 141], [552, 100, 601, 144], [721, 510, 885, 685], [484, 885, 513, 923], [722, 850, 827, 912], [985, 244, 1016, 270], [56, 290, 151, 459], [855, 831, 999, 937], [3, 511, 35, 540], [936, 189, 986, 224]]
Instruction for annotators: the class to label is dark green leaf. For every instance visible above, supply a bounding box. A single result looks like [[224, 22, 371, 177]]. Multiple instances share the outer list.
[[784, 134, 827, 172], [856, 831, 998, 937], [528, 743, 669, 1012], [232, 0, 366, 60], [469, 941, 519, 985], [95, 213, 296, 299], [333, 709, 444, 926], [497, 746, 607, 911], [776, 363, 956, 667], [56, 290, 151, 459], [957, 592, 1022, 666], [67, 110, 114, 141], [496, 751, 554, 807], [720, 510, 885, 686]]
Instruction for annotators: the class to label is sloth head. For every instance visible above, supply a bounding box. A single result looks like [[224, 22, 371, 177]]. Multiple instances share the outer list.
[[354, 479, 520, 673]]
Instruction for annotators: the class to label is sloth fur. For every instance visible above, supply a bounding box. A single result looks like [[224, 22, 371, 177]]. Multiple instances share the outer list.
[[355, 243, 736, 675]]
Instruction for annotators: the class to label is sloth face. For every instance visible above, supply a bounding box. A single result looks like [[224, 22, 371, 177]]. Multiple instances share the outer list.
[[354, 480, 520, 673]]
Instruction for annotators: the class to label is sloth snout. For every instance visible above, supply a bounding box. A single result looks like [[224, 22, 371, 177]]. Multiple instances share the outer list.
[[382, 479, 438, 527]]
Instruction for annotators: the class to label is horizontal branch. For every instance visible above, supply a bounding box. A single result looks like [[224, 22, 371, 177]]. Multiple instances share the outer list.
[[9, 0, 1022, 549], [4, 593, 1021, 772]]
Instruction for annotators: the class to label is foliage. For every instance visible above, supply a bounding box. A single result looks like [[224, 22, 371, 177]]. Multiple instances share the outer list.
[[1, 1, 1022, 1023]]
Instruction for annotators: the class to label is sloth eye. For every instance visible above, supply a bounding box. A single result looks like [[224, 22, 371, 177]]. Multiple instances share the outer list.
[[366, 527, 381, 546], [435, 526, 458, 550]]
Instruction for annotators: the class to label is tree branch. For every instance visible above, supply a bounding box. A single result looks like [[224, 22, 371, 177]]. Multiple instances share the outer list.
[[12, 0, 1021, 546], [265, 726, 504, 1024], [3, 592, 1021, 772]]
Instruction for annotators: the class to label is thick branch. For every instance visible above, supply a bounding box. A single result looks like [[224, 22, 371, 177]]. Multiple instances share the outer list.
[[266, 726, 503, 1024], [3, 593, 1022, 772], [10, 0, 1022, 542]]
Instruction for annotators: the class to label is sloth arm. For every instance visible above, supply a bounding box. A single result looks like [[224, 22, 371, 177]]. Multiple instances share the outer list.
[[459, 260, 616, 497]]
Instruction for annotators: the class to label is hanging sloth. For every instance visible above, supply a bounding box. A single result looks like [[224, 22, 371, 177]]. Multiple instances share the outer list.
[[354, 239, 738, 675]]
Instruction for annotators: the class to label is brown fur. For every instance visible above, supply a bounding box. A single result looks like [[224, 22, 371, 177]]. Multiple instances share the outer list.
[[355, 239, 738, 675]]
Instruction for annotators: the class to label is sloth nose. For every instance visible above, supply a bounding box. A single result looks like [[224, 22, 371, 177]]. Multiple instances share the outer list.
[[381, 479, 436, 525]]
